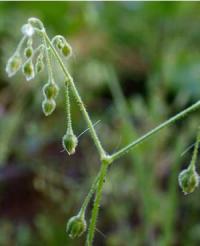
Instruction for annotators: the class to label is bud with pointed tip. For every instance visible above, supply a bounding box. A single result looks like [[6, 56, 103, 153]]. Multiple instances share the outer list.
[[22, 60, 35, 81], [62, 131, 78, 155], [178, 167, 199, 195], [42, 98, 56, 116], [43, 81, 59, 100], [6, 53, 22, 77], [66, 214, 86, 239]]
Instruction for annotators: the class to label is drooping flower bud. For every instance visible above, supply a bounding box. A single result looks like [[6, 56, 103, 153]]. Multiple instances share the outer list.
[[42, 98, 56, 116], [56, 39, 63, 50], [35, 59, 44, 74], [178, 167, 199, 195], [24, 46, 33, 58], [61, 43, 72, 57], [66, 215, 86, 239], [22, 60, 35, 81], [62, 131, 78, 155], [6, 53, 22, 77], [43, 82, 59, 100], [35, 52, 44, 74]]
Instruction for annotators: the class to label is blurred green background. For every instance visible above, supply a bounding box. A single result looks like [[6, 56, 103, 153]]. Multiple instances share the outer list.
[[1, 2, 200, 246]]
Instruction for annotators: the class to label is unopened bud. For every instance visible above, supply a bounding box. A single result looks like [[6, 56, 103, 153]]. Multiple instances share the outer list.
[[24, 46, 33, 58], [35, 53, 44, 74], [42, 98, 56, 116], [56, 39, 63, 49], [6, 53, 22, 77], [22, 60, 35, 81], [62, 131, 78, 155], [43, 81, 59, 100], [35, 59, 44, 73], [61, 43, 72, 57], [178, 167, 199, 195], [66, 215, 86, 239]]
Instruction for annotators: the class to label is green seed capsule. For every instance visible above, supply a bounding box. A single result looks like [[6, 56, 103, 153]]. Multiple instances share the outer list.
[[56, 39, 63, 49], [43, 82, 59, 99], [22, 60, 35, 81], [62, 132, 78, 155], [61, 44, 72, 57], [66, 215, 86, 239], [35, 59, 44, 73], [42, 98, 56, 116], [178, 167, 199, 195], [6, 53, 22, 77], [24, 47, 33, 58]]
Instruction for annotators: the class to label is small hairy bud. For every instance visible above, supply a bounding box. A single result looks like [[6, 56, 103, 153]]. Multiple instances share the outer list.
[[61, 43, 72, 57], [42, 98, 56, 116], [35, 53, 44, 74], [43, 82, 59, 100], [21, 23, 35, 37], [62, 131, 78, 155], [35, 59, 44, 74], [22, 60, 35, 81], [24, 46, 33, 58], [66, 215, 86, 239], [56, 39, 63, 49], [6, 53, 22, 77], [178, 167, 199, 195]]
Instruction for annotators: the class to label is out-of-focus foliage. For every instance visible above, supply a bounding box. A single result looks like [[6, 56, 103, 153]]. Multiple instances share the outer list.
[[1, 2, 200, 246]]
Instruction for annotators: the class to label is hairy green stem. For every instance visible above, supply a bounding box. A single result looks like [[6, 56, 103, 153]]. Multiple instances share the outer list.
[[79, 172, 101, 217], [44, 32, 106, 160], [64, 82, 73, 132], [42, 33, 53, 81], [15, 35, 27, 54], [86, 162, 108, 246], [111, 100, 200, 161], [190, 126, 200, 170]]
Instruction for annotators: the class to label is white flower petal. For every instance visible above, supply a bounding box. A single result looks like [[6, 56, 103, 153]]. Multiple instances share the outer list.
[[21, 24, 34, 37]]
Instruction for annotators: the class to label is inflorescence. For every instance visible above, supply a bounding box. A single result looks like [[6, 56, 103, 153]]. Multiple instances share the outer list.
[[5, 17, 200, 245]]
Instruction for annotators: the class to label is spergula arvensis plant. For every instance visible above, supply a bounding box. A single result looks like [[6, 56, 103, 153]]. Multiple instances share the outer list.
[[6, 17, 200, 246]]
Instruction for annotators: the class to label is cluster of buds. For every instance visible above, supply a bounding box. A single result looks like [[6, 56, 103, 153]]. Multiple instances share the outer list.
[[42, 79, 59, 116], [5, 18, 72, 118], [52, 35, 72, 58], [6, 22, 44, 82], [6, 18, 82, 240]]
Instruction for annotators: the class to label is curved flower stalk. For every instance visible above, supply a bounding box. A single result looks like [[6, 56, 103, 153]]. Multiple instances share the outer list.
[[5, 17, 200, 246]]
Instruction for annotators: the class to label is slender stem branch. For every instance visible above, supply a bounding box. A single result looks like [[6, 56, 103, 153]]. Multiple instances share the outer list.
[[190, 126, 200, 170], [42, 33, 53, 81], [65, 82, 73, 132], [79, 172, 101, 217], [15, 35, 27, 54], [86, 162, 108, 246], [111, 100, 200, 161], [44, 32, 106, 159]]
